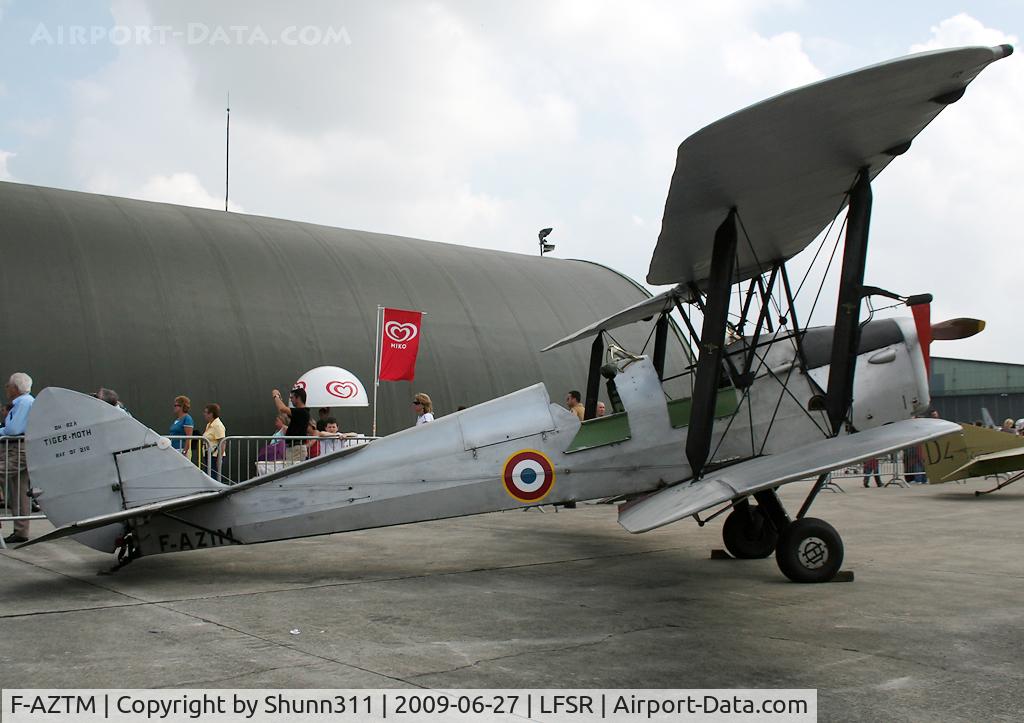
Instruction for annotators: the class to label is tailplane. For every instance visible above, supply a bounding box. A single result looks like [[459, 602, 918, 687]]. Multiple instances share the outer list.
[[25, 388, 224, 552]]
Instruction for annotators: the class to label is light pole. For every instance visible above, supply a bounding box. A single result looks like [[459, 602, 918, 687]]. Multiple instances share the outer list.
[[539, 227, 555, 257]]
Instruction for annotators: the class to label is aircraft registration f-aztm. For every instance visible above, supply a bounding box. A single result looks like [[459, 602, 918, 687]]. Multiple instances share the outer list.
[[15, 44, 1012, 583]]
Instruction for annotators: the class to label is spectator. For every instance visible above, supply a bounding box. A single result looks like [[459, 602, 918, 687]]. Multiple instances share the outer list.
[[256, 414, 288, 462], [413, 393, 434, 425], [862, 458, 883, 487], [317, 417, 361, 456], [306, 420, 321, 458], [1002, 418, 1016, 433], [2, 372, 36, 543], [903, 445, 927, 484], [316, 407, 330, 432], [596, 401, 607, 417], [201, 403, 227, 482], [565, 390, 585, 421], [97, 387, 130, 415], [273, 386, 311, 463], [169, 396, 194, 458]]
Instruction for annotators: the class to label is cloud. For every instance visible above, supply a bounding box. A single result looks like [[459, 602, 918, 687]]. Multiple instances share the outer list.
[[909, 13, 1017, 51], [866, 15, 1021, 362], [0, 149, 14, 180], [131, 171, 244, 211]]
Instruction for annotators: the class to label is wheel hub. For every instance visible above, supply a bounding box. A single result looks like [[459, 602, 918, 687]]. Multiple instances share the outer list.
[[796, 536, 829, 569]]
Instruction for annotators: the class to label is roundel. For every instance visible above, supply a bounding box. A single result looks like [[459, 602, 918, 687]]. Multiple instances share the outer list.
[[502, 450, 556, 503]]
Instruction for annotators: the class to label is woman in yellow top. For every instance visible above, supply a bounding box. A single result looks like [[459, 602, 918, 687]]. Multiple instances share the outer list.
[[201, 403, 227, 482]]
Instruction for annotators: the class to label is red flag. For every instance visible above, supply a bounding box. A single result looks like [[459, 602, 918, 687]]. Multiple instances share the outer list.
[[379, 308, 424, 381]]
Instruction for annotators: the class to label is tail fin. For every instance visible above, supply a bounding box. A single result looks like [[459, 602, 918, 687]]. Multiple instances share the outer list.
[[25, 388, 224, 552]]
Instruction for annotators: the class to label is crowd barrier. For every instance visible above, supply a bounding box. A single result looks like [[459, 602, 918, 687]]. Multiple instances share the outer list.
[[1, 436, 41, 547], [191, 434, 377, 484]]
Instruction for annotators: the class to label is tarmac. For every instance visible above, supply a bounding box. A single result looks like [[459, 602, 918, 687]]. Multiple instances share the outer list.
[[1, 475, 1022, 722]]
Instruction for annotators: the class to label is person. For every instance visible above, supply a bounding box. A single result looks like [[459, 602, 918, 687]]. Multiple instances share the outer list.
[[316, 407, 331, 432], [413, 392, 434, 425], [565, 390, 585, 421], [273, 386, 311, 462], [97, 387, 130, 415], [1002, 418, 1016, 433], [256, 414, 288, 462], [317, 417, 361, 456], [201, 403, 227, 482], [903, 444, 927, 484], [596, 401, 607, 417], [2, 372, 36, 543], [306, 420, 321, 458], [169, 396, 194, 458], [862, 457, 883, 487]]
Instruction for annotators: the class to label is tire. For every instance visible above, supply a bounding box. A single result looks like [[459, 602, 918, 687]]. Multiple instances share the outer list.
[[722, 504, 778, 559], [775, 517, 844, 583]]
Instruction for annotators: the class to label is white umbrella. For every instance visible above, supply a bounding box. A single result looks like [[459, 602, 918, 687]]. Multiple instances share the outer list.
[[293, 366, 369, 407]]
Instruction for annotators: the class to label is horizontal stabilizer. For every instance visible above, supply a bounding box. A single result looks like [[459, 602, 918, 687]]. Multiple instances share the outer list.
[[618, 418, 960, 533], [11, 490, 224, 549], [542, 285, 692, 352]]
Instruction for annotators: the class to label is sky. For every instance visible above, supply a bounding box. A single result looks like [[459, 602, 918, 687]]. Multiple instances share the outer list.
[[1, 1, 1021, 362]]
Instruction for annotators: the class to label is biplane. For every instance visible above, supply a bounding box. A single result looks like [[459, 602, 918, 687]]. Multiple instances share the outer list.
[[12, 44, 1012, 582], [924, 422, 1024, 495]]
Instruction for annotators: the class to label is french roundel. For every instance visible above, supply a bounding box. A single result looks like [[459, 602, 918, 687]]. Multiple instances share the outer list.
[[502, 450, 556, 503]]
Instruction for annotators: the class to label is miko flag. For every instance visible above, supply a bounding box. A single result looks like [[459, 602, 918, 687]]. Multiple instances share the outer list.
[[379, 307, 424, 381]]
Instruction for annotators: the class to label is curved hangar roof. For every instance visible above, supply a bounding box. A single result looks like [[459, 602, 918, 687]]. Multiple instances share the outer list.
[[0, 181, 689, 436]]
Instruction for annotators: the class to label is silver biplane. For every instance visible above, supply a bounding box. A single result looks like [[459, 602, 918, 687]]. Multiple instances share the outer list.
[[14, 44, 1012, 582]]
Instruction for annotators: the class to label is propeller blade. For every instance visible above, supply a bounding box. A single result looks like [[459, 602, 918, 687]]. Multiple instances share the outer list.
[[931, 318, 986, 340]]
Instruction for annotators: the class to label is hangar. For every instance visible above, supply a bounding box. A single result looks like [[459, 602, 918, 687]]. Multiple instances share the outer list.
[[0, 180, 690, 437], [929, 356, 1024, 424]]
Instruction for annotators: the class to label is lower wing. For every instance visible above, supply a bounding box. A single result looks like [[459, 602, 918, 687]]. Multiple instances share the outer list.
[[618, 418, 960, 533]]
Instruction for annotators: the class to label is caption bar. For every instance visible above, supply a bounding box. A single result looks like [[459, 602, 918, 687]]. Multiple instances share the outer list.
[[2, 689, 815, 722]]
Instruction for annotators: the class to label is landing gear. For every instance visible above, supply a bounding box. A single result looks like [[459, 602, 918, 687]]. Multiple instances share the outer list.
[[775, 518, 844, 583], [99, 531, 140, 575], [722, 500, 777, 558], [739, 479, 846, 583]]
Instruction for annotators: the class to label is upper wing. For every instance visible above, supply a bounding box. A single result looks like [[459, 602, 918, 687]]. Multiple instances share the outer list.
[[618, 418, 960, 533], [649, 45, 1011, 286], [541, 284, 692, 352]]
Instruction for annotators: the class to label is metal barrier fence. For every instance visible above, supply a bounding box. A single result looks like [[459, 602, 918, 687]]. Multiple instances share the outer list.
[[165, 434, 377, 485], [1, 436, 42, 548], [825, 450, 934, 487]]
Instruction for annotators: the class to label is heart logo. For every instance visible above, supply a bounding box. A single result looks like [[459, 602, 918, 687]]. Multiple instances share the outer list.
[[385, 321, 418, 343], [293, 380, 308, 390], [326, 380, 359, 399]]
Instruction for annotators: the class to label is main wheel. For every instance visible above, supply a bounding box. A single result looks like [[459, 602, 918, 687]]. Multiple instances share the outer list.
[[775, 517, 844, 583], [722, 503, 778, 559]]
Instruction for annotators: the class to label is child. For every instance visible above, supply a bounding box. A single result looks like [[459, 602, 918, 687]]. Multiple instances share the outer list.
[[317, 417, 361, 456]]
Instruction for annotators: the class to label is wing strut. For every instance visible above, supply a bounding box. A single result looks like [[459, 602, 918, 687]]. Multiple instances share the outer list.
[[653, 313, 669, 379], [824, 168, 872, 435], [584, 333, 604, 419], [686, 208, 737, 478]]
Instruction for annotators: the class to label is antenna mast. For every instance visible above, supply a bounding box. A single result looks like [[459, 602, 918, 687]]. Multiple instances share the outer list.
[[224, 92, 230, 212]]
